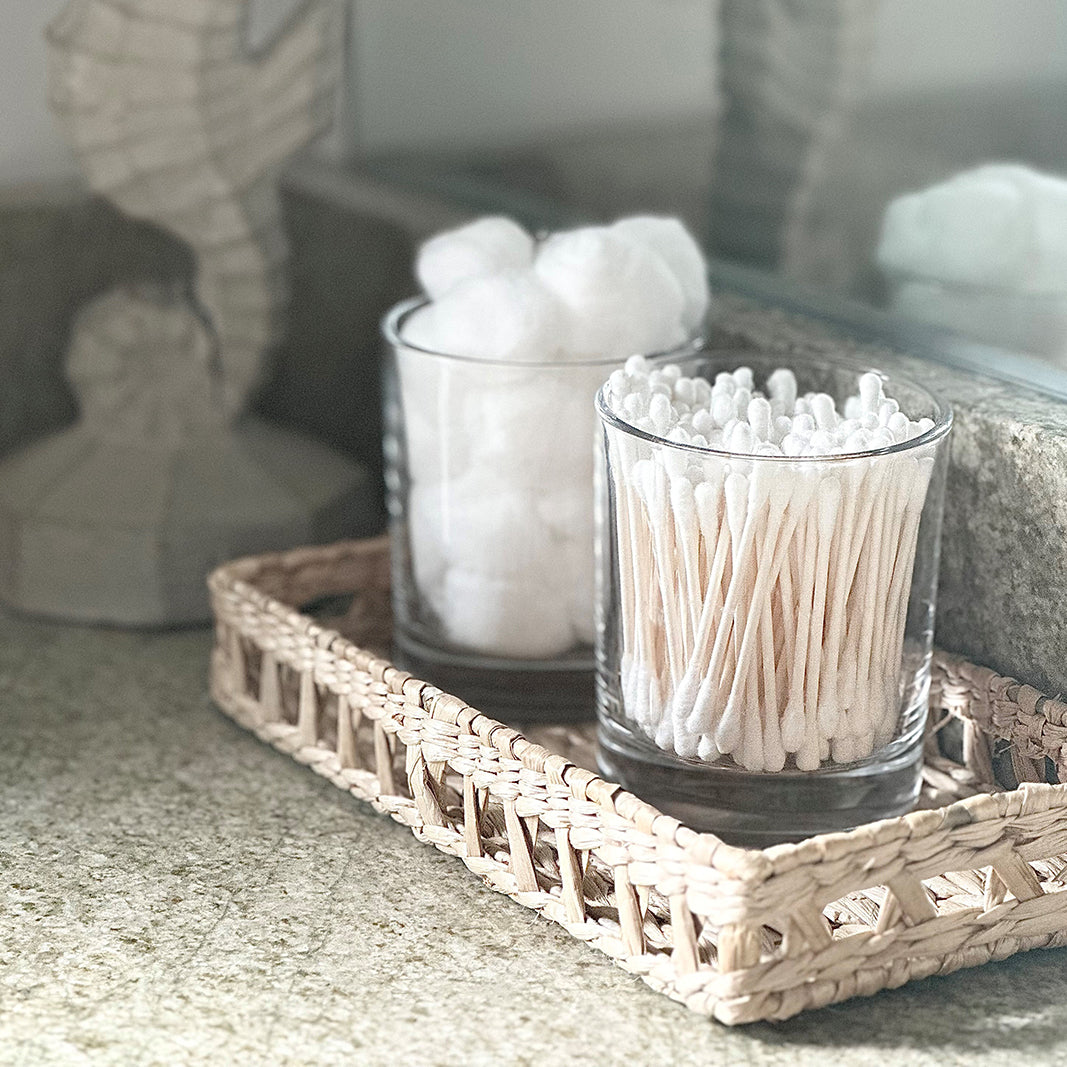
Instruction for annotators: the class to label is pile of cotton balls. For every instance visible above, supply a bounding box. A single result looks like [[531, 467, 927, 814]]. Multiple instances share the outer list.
[[877, 164, 1067, 292], [394, 214, 709, 658]]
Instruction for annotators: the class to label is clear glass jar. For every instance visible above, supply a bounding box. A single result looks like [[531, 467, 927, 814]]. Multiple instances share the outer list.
[[382, 296, 701, 721], [595, 352, 952, 842]]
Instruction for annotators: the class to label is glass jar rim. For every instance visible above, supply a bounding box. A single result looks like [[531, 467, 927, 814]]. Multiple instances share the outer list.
[[382, 295, 706, 369], [596, 350, 953, 463]]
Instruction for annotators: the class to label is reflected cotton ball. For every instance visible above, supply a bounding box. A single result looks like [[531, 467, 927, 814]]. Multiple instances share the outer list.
[[535, 227, 686, 359], [416, 216, 535, 299], [430, 270, 566, 361], [611, 215, 710, 333], [877, 166, 1038, 288]]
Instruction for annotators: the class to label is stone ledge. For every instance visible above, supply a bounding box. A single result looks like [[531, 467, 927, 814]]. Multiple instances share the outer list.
[[710, 295, 1067, 696]]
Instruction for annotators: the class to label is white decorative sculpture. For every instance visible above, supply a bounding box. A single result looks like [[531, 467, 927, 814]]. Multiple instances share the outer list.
[[0, 0, 374, 625]]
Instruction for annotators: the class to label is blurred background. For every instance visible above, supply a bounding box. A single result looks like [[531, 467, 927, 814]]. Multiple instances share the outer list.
[[2, 0, 1067, 467], [9, 3, 1066, 282]]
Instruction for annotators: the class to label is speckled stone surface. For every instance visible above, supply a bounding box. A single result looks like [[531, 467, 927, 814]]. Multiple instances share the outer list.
[[712, 295, 1067, 697], [4, 612, 1067, 1066]]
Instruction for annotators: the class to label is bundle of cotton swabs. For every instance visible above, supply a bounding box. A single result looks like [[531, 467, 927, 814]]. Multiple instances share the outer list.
[[602, 357, 937, 772]]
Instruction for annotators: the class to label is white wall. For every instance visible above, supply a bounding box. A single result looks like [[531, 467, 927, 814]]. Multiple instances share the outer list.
[[3, 0, 1067, 188], [349, 0, 717, 151], [866, 0, 1067, 98], [2, 1, 79, 186]]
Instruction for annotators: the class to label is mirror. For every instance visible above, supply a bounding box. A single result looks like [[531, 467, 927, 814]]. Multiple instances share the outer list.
[[345, 0, 1067, 388]]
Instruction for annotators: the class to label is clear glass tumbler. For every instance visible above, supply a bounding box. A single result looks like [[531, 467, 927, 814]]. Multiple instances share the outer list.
[[383, 296, 701, 721], [596, 352, 952, 842]]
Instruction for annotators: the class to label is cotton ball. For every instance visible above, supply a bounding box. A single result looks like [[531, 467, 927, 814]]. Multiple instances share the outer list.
[[558, 528, 597, 647], [420, 473, 555, 580], [610, 215, 710, 333], [394, 347, 476, 478], [399, 304, 441, 350], [416, 216, 534, 299], [1028, 168, 1067, 287], [877, 167, 1031, 288], [430, 270, 566, 362], [535, 226, 686, 359], [536, 484, 594, 541], [408, 478, 451, 598], [535, 486, 596, 646], [439, 567, 576, 658], [464, 372, 596, 488]]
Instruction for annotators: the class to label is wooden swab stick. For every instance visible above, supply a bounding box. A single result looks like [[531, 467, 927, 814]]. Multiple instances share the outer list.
[[716, 474, 801, 754], [684, 472, 757, 735], [801, 475, 841, 745], [759, 593, 786, 771], [781, 490, 819, 752]]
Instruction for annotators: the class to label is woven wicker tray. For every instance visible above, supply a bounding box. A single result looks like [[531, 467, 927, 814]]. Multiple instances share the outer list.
[[208, 536, 1067, 1025]]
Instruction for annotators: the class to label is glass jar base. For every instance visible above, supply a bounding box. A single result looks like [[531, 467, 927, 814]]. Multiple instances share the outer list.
[[393, 629, 595, 724], [597, 715, 924, 846]]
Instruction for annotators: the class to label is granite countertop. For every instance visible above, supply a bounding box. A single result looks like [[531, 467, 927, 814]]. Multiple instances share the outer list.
[[4, 612, 1067, 1067]]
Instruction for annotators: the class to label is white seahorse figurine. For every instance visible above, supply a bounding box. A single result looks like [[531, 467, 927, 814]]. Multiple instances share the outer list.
[[46, 0, 345, 423], [0, 0, 372, 626]]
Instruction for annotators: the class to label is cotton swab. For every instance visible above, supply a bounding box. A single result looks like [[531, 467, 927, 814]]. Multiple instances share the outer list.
[[602, 358, 939, 774]]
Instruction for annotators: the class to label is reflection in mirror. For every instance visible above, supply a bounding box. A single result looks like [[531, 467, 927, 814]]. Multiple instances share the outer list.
[[349, 0, 1067, 384]]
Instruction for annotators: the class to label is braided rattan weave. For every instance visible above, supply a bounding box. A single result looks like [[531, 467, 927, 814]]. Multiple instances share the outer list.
[[208, 536, 1067, 1025]]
